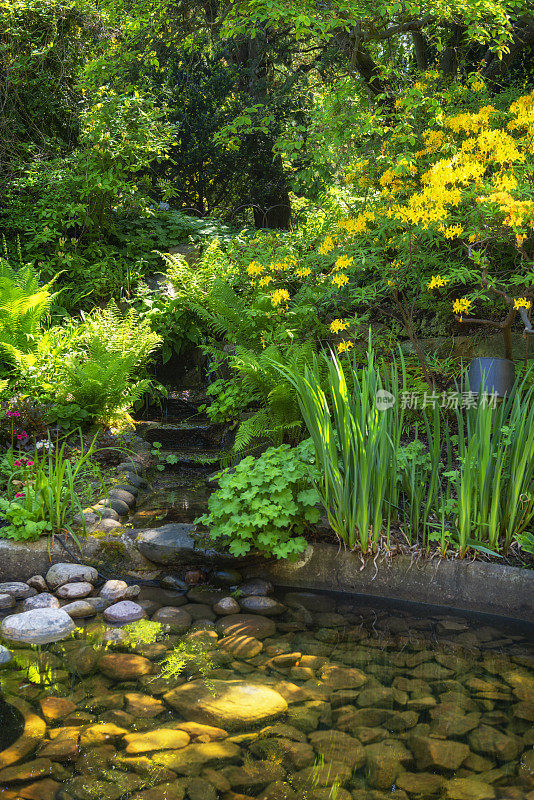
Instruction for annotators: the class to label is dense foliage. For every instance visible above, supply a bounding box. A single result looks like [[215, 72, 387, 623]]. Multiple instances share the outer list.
[[1, 0, 534, 563]]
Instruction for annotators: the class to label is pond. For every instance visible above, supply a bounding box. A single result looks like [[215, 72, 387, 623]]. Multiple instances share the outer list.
[[0, 584, 532, 800]]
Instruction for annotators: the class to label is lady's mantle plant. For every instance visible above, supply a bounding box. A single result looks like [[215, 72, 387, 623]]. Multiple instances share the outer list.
[[197, 440, 320, 559]]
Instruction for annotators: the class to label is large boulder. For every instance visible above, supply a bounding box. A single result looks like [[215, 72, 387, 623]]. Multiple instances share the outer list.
[[0, 608, 75, 645], [135, 524, 200, 565], [164, 680, 288, 730]]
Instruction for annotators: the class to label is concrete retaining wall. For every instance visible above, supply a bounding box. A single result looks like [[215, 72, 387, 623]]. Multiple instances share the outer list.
[[243, 544, 534, 622]]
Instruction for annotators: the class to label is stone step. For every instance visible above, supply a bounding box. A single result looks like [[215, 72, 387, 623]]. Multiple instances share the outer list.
[[156, 448, 227, 470], [139, 422, 222, 450]]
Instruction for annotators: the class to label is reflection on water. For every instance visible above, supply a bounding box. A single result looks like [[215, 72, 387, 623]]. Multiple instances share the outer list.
[[0, 590, 533, 800]]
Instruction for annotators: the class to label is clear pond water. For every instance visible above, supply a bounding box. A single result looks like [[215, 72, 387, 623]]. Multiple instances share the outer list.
[[0, 587, 533, 800]]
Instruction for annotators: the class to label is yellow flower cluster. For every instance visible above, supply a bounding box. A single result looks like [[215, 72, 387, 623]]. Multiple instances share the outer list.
[[318, 236, 335, 254], [247, 261, 263, 276], [334, 255, 353, 271], [337, 340, 354, 354], [259, 275, 273, 287], [445, 105, 496, 134], [296, 267, 311, 278], [342, 211, 376, 235], [513, 297, 532, 310], [330, 318, 349, 334], [453, 297, 472, 315], [271, 288, 290, 306], [427, 275, 449, 290], [332, 274, 349, 288], [444, 224, 464, 239]]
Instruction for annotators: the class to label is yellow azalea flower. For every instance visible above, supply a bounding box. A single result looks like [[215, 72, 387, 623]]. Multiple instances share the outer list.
[[271, 288, 290, 306], [259, 275, 274, 287], [246, 261, 263, 276], [453, 297, 472, 316], [330, 319, 349, 334], [334, 255, 354, 271], [332, 273, 349, 288], [337, 340, 354, 354], [296, 267, 311, 278], [261, 335, 266, 348], [516, 234, 527, 247], [427, 275, 450, 291], [444, 224, 464, 239], [514, 297, 532, 310], [318, 236, 335, 254]]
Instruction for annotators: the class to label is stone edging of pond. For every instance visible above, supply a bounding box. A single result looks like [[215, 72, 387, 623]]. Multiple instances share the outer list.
[[240, 545, 534, 624], [1, 523, 532, 622]]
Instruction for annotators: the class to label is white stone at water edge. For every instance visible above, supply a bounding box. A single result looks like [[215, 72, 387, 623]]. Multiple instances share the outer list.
[[0, 608, 75, 645]]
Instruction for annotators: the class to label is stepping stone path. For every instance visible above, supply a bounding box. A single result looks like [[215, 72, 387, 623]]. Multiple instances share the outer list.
[[0, 566, 532, 800]]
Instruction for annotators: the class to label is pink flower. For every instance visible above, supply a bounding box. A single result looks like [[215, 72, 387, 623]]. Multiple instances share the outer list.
[[13, 460, 21, 467], [14, 492, 25, 498], [26, 461, 34, 467], [7, 411, 20, 418]]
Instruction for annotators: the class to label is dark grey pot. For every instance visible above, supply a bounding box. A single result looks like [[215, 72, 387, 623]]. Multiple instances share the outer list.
[[468, 357, 515, 397]]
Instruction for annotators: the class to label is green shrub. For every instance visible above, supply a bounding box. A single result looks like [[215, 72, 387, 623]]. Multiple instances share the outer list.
[[197, 440, 321, 559]]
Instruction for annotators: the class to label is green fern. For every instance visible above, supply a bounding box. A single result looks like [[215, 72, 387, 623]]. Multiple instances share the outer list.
[[0, 258, 56, 367], [189, 279, 259, 345], [80, 301, 161, 370], [230, 341, 323, 453], [60, 342, 151, 423]]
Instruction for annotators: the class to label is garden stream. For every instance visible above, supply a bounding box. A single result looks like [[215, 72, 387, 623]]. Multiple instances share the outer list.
[[0, 393, 533, 800]]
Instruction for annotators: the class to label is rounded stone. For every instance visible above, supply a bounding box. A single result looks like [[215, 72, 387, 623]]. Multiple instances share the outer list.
[[213, 597, 241, 616], [61, 601, 97, 619], [160, 575, 188, 593], [26, 575, 48, 593], [0, 608, 75, 645], [217, 614, 276, 640], [46, 563, 98, 590], [164, 680, 288, 730], [0, 582, 36, 599], [103, 601, 146, 625], [113, 483, 139, 497], [22, 593, 60, 611], [123, 728, 190, 754], [212, 570, 243, 587], [92, 506, 120, 521], [109, 489, 136, 508], [88, 518, 123, 533], [0, 593, 16, 609], [219, 635, 263, 659], [151, 607, 192, 633], [85, 597, 110, 613], [100, 580, 130, 602], [0, 645, 13, 668], [186, 587, 223, 605], [56, 581, 93, 600], [102, 498, 130, 516], [99, 652, 153, 681], [238, 579, 273, 596], [124, 471, 148, 488], [239, 596, 286, 616], [116, 461, 145, 475]]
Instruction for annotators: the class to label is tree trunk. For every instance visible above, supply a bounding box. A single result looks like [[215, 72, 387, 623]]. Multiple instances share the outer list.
[[482, 14, 534, 85], [412, 30, 429, 70]]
